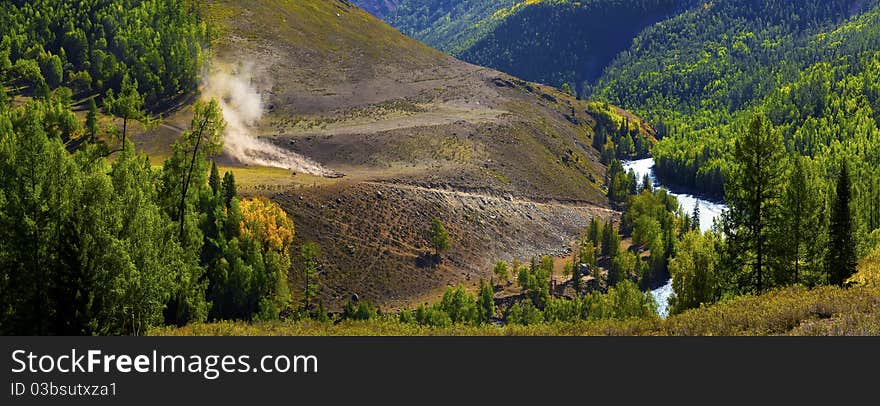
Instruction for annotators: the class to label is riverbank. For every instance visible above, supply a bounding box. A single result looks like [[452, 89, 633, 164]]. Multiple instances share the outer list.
[[623, 158, 730, 317]]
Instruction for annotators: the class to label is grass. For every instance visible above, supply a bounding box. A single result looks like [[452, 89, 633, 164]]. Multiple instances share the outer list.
[[152, 284, 880, 336]]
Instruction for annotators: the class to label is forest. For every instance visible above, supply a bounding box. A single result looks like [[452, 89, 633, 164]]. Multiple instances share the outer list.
[[0, 0, 295, 335], [376, 0, 689, 95]]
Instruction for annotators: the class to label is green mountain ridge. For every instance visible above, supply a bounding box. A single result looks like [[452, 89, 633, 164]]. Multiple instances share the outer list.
[[357, 0, 692, 94]]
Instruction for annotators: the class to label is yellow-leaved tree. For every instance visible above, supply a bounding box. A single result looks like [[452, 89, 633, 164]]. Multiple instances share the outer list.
[[239, 196, 295, 319]]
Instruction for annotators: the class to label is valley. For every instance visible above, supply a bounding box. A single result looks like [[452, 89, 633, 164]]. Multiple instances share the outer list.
[[2, 0, 879, 336]]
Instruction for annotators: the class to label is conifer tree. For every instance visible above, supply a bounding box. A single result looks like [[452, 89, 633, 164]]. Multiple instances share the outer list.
[[827, 160, 856, 286], [723, 114, 787, 294]]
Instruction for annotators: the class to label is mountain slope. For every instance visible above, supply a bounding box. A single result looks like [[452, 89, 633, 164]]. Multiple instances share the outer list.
[[357, 0, 685, 94], [594, 0, 880, 243], [596, 0, 880, 206], [189, 0, 653, 309]]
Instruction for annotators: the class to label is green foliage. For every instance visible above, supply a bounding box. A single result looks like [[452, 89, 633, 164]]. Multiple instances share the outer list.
[[85, 98, 99, 143], [0, 94, 296, 333], [159, 284, 880, 336], [300, 241, 321, 313], [342, 300, 379, 321], [506, 300, 544, 325], [517, 256, 553, 307], [0, 0, 207, 104], [477, 280, 496, 323], [827, 161, 857, 286], [600, 219, 620, 259], [606, 159, 638, 202], [669, 231, 722, 314], [380, 1, 681, 96], [723, 114, 788, 294], [779, 155, 825, 285], [493, 260, 510, 282], [0, 99, 203, 335], [103, 74, 145, 144], [429, 217, 450, 256], [596, 0, 880, 253]]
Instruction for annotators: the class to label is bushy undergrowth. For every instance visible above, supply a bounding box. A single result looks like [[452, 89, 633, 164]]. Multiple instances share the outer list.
[[154, 285, 880, 336]]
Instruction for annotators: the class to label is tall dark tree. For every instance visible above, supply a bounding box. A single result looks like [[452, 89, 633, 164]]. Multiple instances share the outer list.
[[779, 155, 823, 285], [826, 160, 856, 286], [221, 171, 237, 208], [723, 114, 787, 294], [691, 202, 701, 231], [208, 160, 221, 196]]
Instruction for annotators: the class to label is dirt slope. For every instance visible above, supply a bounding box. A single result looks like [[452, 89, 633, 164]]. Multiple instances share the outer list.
[[171, 0, 641, 309]]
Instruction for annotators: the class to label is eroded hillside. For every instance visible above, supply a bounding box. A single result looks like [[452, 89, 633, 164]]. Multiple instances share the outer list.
[[161, 0, 653, 309]]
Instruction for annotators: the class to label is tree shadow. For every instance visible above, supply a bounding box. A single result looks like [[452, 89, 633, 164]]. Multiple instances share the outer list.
[[415, 251, 441, 268]]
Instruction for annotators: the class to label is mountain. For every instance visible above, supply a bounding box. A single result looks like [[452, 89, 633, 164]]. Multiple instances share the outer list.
[[595, 0, 880, 217], [593, 0, 880, 249], [189, 0, 653, 309], [372, 0, 880, 241], [356, 0, 686, 95]]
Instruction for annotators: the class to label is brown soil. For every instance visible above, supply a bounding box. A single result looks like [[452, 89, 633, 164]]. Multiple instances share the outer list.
[[130, 1, 653, 310]]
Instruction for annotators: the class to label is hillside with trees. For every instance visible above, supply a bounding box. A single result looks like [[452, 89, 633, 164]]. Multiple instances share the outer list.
[[358, 0, 688, 95], [3, 0, 880, 337]]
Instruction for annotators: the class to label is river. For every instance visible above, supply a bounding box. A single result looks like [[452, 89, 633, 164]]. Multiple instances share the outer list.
[[622, 158, 728, 318]]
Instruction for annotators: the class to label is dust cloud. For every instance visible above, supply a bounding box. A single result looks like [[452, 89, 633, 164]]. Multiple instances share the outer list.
[[202, 64, 336, 177]]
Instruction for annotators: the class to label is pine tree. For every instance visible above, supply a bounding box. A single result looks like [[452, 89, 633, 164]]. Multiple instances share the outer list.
[[476, 280, 495, 324], [641, 173, 653, 192], [222, 171, 237, 208], [780, 155, 822, 285], [601, 219, 619, 259], [430, 218, 450, 259], [826, 160, 856, 286], [588, 217, 602, 247], [208, 160, 221, 196], [691, 203, 701, 231], [723, 114, 787, 294]]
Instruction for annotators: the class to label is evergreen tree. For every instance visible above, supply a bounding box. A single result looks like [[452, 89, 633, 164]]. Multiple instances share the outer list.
[[723, 114, 787, 294], [601, 219, 619, 259], [430, 218, 450, 259], [826, 160, 856, 286], [691, 203, 701, 231], [476, 279, 495, 323], [587, 217, 602, 247], [208, 160, 221, 196], [641, 173, 653, 192], [780, 155, 823, 285], [222, 171, 237, 208]]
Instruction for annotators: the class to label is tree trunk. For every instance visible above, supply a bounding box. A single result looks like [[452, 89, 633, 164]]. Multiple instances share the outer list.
[[178, 116, 210, 243]]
